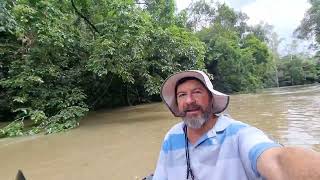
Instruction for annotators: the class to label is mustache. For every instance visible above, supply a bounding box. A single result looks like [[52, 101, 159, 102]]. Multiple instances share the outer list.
[[175, 103, 203, 117], [183, 104, 202, 112]]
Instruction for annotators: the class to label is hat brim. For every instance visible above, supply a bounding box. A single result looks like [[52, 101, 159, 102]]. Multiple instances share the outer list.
[[160, 70, 229, 117]]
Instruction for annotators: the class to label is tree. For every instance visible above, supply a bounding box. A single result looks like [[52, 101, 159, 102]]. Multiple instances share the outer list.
[[277, 55, 319, 86], [0, 0, 206, 137], [185, 0, 216, 31], [194, 3, 273, 92], [295, 0, 320, 53], [144, 0, 176, 26], [0, 1, 20, 122], [269, 32, 284, 87], [250, 22, 274, 43]]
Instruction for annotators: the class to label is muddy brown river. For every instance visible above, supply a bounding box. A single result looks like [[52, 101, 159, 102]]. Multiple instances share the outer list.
[[1, 84, 319, 180]]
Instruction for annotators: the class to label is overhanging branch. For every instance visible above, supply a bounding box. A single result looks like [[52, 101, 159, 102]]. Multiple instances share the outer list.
[[70, 0, 100, 35]]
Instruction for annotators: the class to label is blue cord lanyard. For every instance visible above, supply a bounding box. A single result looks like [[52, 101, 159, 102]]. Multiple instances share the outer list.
[[184, 125, 195, 180]]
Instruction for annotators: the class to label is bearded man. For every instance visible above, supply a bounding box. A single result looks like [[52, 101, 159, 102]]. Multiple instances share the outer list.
[[153, 70, 320, 180]]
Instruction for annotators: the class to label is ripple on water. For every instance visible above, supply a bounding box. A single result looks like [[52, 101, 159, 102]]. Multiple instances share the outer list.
[[230, 84, 320, 151]]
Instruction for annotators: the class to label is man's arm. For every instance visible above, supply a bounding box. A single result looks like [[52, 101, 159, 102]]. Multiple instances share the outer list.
[[257, 146, 320, 180]]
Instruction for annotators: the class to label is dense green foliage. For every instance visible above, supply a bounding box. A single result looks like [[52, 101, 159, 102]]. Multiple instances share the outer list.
[[296, 0, 320, 48], [277, 55, 320, 86], [193, 3, 276, 92], [293, 0, 320, 85], [0, 0, 319, 137], [0, 0, 205, 136]]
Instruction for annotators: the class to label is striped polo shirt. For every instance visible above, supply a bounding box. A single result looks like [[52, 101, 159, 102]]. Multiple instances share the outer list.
[[153, 115, 281, 180]]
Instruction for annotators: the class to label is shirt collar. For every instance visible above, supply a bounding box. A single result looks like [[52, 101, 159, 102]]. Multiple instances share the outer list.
[[198, 115, 232, 140], [214, 115, 232, 132], [183, 115, 232, 147]]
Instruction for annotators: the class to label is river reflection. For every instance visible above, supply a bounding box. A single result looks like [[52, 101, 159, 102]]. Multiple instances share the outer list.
[[0, 84, 319, 180]]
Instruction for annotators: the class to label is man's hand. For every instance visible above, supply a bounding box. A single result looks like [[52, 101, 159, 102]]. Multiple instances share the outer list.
[[257, 147, 320, 180]]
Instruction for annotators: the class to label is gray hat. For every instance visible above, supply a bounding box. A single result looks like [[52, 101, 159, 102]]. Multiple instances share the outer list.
[[160, 70, 229, 117]]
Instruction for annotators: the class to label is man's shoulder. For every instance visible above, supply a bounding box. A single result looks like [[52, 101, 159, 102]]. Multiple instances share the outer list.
[[220, 115, 276, 145], [165, 122, 184, 137], [161, 122, 185, 153], [216, 114, 250, 131]]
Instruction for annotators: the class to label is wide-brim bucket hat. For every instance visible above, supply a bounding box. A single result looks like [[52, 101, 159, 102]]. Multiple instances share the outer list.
[[160, 70, 229, 117]]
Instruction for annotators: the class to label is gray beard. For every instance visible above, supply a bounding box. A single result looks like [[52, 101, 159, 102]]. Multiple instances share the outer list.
[[182, 109, 211, 129]]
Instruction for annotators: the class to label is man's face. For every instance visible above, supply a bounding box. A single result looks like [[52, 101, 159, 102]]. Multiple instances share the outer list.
[[176, 79, 212, 129]]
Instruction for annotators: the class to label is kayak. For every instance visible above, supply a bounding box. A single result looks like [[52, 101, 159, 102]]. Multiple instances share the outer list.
[[16, 170, 26, 180]]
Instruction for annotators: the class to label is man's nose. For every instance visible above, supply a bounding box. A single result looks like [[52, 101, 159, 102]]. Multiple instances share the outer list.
[[185, 94, 196, 104]]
